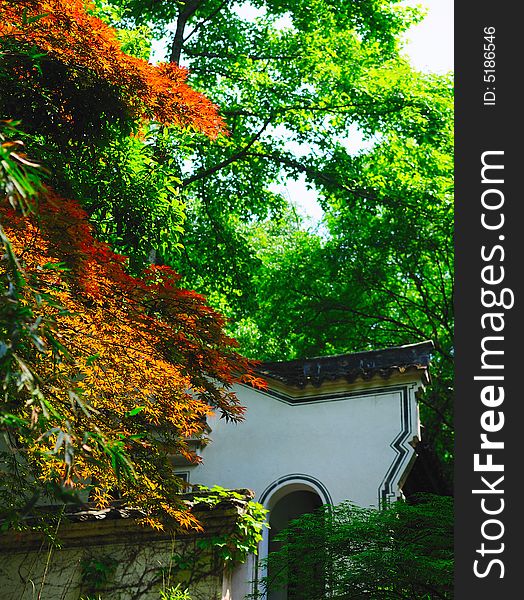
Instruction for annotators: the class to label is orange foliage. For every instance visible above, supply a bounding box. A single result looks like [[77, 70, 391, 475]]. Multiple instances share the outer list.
[[0, 0, 249, 529], [1, 191, 263, 527], [0, 0, 225, 136]]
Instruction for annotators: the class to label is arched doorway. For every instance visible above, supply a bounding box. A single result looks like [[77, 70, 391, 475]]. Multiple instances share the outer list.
[[268, 490, 323, 600], [258, 476, 330, 600]]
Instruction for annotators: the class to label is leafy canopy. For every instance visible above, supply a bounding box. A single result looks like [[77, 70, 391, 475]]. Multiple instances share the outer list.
[[100, 0, 454, 484]]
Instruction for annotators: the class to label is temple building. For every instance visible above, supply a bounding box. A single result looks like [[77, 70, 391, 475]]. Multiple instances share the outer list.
[[1, 341, 435, 600], [187, 340, 434, 599]]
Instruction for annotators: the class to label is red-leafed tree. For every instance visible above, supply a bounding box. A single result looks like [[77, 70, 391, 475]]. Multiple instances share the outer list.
[[0, 1, 261, 530], [0, 0, 226, 136]]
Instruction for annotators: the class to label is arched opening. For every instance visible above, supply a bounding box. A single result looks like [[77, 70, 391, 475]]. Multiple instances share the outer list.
[[267, 489, 323, 600]]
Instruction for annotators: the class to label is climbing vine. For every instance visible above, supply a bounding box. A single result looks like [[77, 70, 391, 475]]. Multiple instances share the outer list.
[[191, 486, 269, 566]]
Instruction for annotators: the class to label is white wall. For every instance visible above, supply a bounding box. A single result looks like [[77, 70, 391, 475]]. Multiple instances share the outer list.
[[193, 377, 422, 509], [189, 373, 424, 599]]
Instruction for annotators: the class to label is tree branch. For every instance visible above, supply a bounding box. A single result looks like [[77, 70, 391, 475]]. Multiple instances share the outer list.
[[185, 49, 302, 61], [169, 0, 204, 64], [181, 117, 272, 187], [182, 0, 229, 45]]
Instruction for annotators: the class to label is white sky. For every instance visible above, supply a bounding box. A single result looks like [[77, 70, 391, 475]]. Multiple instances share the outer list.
[[402, 0, 454, 73]]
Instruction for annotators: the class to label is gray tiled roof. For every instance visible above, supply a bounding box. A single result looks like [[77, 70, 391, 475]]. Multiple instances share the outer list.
[[255, 341, 434, 388]]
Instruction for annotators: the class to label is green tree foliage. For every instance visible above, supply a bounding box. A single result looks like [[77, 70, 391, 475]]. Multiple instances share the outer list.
[[100, 1, 453, 483], [259, 494, 454, 600], [3, 0, 453, 485]]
